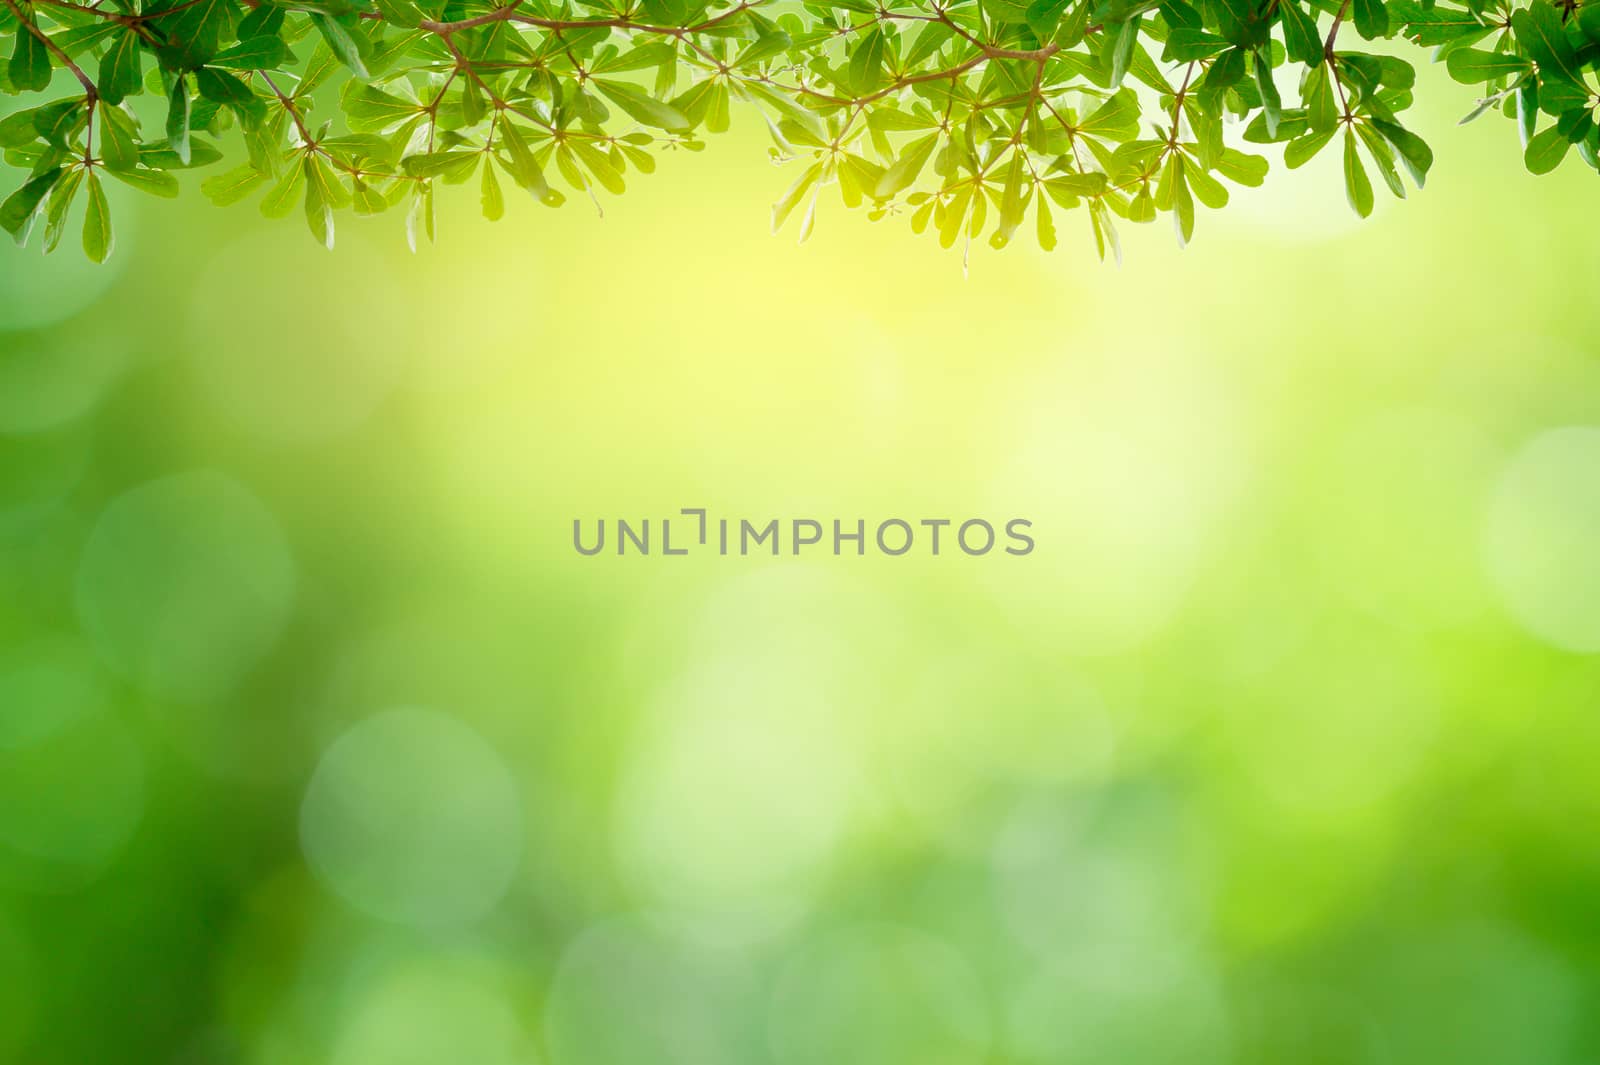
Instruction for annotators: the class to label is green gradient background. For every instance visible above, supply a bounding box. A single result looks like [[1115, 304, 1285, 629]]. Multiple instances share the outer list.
[[4, 68, 1600, 1064]]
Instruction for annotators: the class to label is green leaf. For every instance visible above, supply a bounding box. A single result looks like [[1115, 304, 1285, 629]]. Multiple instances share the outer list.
[[140, 135, 222, 170], [208, 36, 291, 71], [371, 0, 423, 29], [1351, 0, 1389, 39], [296, 42, 343, 97], [461, 74, 487, 127], [260, 156, 306, 217], [1511, 3, 1590, 114], [592, 78, 690, 131], [498, 118, 553, 201], [166, 75, 192, 165], [351, 176, 387, 214], [1108, 13, 1142, 89], [1164, 27, 1230, 60], [1517, 80, 1539, 148], [848, 25, 887, 94], [1305, 62, 1339, 132], [9, 24, 51, 92], [904, 21, 954, 66], [195, 67, 266, 130], [745, 81, 829, 143], [1026, 0, 1072, 40], [98, 30, 144, 105], [991, 151, 1027, 247], [149, 0, 236, 68], [236, 4, 286, 41], [0, 167, 62, 244], [99, 105, 140, 171], [595, 41, 680, 73], [342, 82, 420, 133], [1523, 124, 1571, 174], [734, 30, 792, 67], [1185, 160, 1228, 206], [1171, 159, 1194, 245], [52, 21, 119, 60], [481, 153, 504, 220], [1215, 147, 1267, 186], [39, 168, 80, 252], [0, 107, 41, 148], [571, 140, 626, 195], [1254, 48, 1282, 137], [1342, 127, 1373, 217], [1279, 0, 1321, 65], [1444, 48, 1532, 83], [1389, 0, 1483, 45], [1079, 88, 1139, 137], [303, 155, 346, 249], [104, 165, 179, 197], [1356, 122, 1405, 197], [1370, 117, 1432, 185], [402, 151, 481, 183], [195, 66, 254, 106], [1035, 189, 1056, 250], [34, 97, 85, 148], [201, 163, 267, 206], [874, 131, 938, 196], [867, 107, 938, 132], [772, 160, 821, 232], [81, 169, 112, 263], [311, 13, 369, 78], [1284, 128, 1334, 168], [1579, 3, 1600, 46]]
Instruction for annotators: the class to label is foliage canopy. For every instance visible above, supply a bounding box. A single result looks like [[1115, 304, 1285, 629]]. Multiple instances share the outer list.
[[0, 0, 1592, 262]]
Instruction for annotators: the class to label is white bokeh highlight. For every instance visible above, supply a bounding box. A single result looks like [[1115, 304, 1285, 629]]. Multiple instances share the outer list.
[[1482, 426, 1600, 652]]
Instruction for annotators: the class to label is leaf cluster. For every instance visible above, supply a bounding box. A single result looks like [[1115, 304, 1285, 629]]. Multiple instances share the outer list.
[[0, 0, 1588, 261]]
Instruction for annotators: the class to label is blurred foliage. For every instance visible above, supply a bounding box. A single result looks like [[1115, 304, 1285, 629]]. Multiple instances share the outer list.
[[4, 0, 1600, 261]]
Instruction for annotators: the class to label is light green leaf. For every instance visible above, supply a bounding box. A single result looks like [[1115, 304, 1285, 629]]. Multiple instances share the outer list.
[[81, 169, 112, 263], [593, 78, 690, 131], [104, 165, 179, 198], [1342, 127, 1373, 217], [201, 164, 268, 206]]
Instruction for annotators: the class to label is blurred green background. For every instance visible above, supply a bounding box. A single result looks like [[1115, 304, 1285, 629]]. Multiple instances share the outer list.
[[4, 66, 1600, 1065]]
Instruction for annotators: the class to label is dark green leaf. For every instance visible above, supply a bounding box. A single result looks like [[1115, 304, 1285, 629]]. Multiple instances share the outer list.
[[1351, 0, 1388, 39], [208, 36, 291, 71], [97, 30, 144, 105], [311, 13, 369, 78], [9, 25, 51, 92], [166, 75, 192, 165], [1444, 48, 1531, 83], [0, 166, 62, 243], [1279, 0, 1321, 65], [1524, 124, 1571, 173]]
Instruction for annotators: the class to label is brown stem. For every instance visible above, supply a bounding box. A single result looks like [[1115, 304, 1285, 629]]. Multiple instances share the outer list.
[[1324, 0, 1350, 59], [259, 70, 316, 145], [1166, 60, 1196, 148]]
